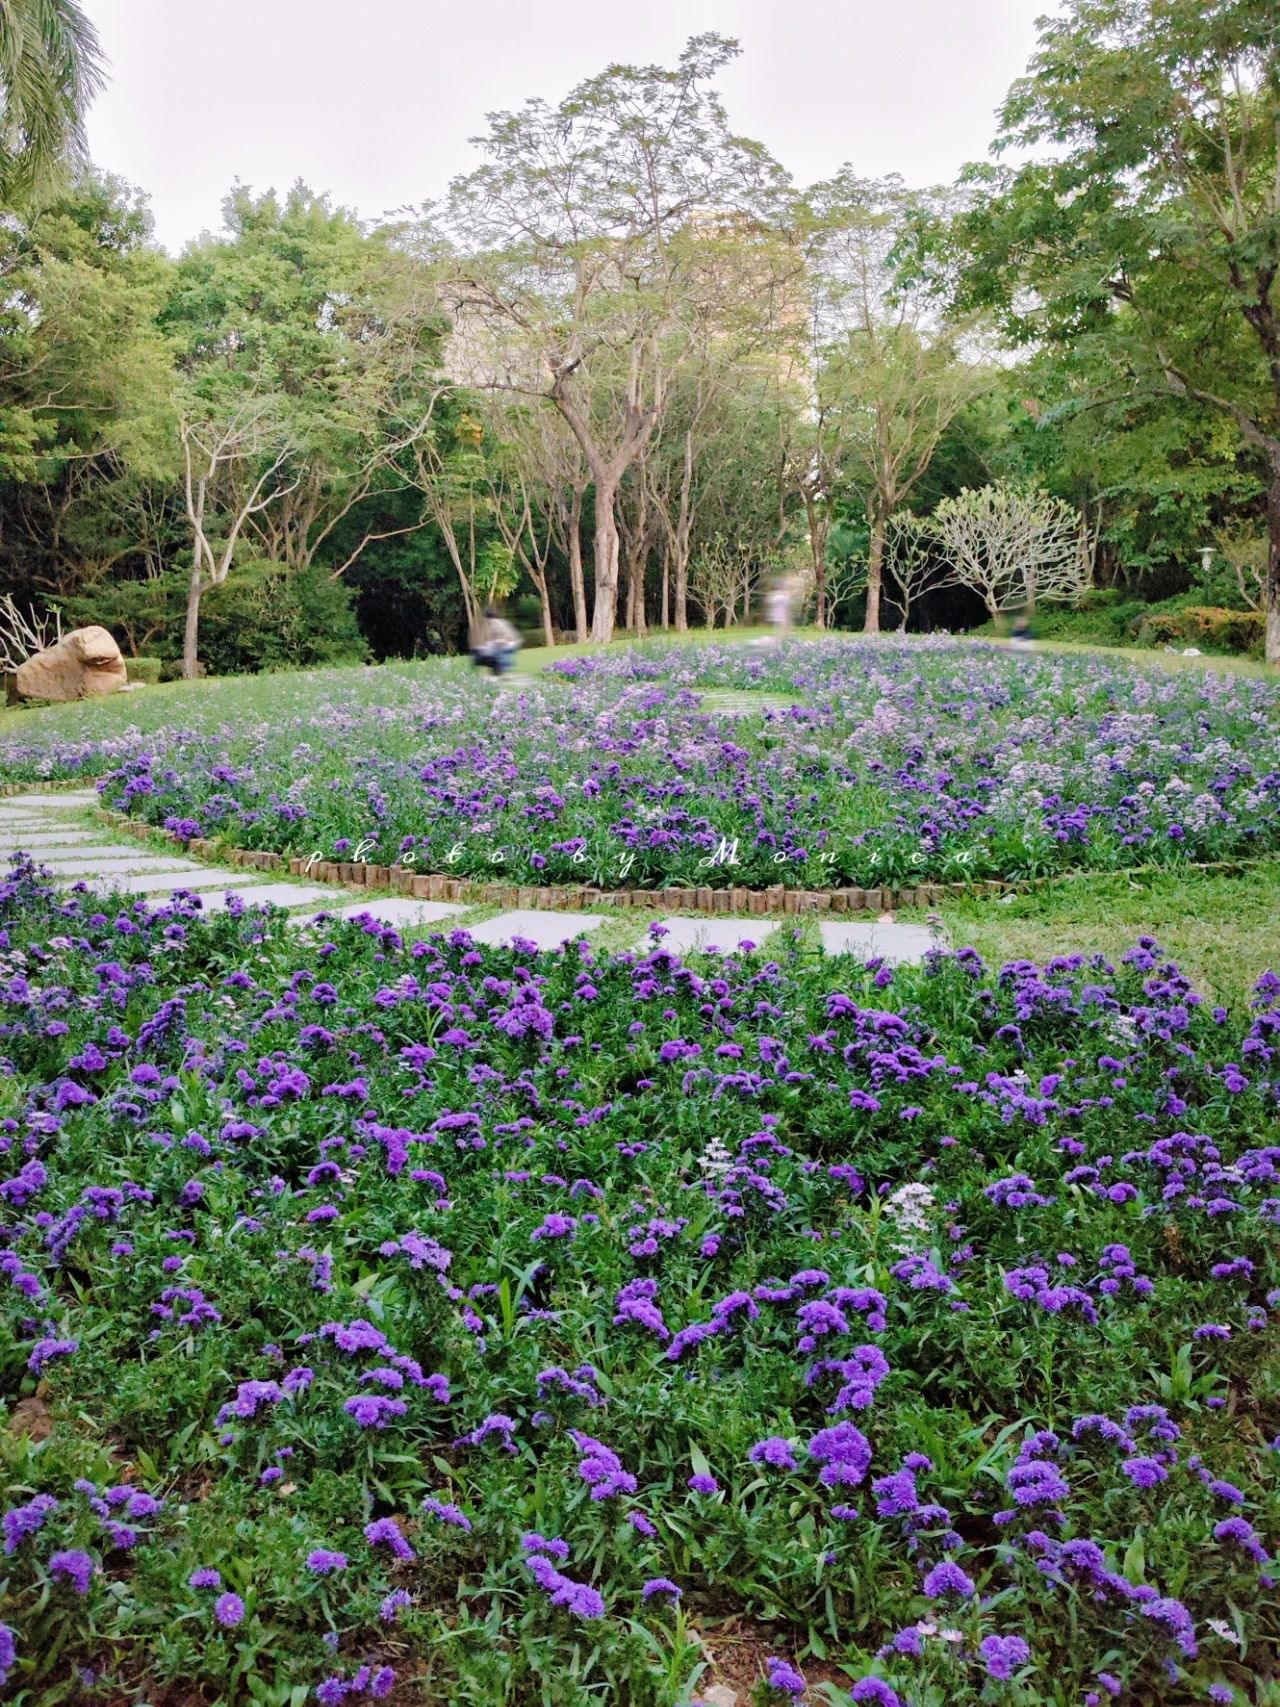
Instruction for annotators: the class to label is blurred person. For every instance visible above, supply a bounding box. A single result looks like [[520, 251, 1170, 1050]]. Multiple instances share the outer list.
[[764, 570, 799, 638], [1009, 611, 1033, 651], [470, 603, 522, 677]]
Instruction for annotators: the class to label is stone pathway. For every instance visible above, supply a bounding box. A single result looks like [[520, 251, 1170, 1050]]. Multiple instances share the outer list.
[[1, 792, 945, 964]]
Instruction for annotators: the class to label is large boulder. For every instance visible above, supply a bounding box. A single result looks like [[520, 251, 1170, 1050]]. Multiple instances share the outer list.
[[14, 626, 128, 703]]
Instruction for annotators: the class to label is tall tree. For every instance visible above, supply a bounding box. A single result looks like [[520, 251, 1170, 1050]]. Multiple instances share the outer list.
[[440, 34, 791, 642], [0, 173, 175, 606], [0, 0, 104, 209], [164, 185, 447, 671], [800, 172, 988, 631], [953, 0, 1280, 660]]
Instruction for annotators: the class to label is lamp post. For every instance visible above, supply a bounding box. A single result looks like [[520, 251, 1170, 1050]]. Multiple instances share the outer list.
[[1200, 546, 1215, 576]]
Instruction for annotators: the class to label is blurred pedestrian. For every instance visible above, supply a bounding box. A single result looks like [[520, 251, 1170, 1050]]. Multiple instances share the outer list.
[[470, 604, 522, 677], [764, 570, 799, 638], [1010, 611, 1033, 651]]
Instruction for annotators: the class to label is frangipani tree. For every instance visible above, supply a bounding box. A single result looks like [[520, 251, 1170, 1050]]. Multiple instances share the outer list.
[[931, 483, 1087, 618]]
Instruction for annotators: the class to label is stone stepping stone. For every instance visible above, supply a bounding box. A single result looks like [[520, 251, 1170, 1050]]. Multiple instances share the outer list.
[[323, 898, 467, 929], [463, 908, 603, 950], [0, 819, 82, 833], [161, 882, 334, 914], [0, 792, 99, 809], [643, 916, 780, 955], [818, 919, 942, 965], [4, 832, 115, 849], [35, 852, 194, 874], [81, 868, 261, 895]]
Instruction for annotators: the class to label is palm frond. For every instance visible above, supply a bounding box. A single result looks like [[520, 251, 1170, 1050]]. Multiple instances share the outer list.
[[0, 0, 106, 208]]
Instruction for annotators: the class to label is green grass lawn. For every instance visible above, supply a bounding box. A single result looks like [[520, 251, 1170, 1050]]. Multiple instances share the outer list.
[[921, 860, 1280, 1011]]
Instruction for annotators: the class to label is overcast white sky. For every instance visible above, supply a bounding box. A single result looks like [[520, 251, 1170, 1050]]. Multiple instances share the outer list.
[[83, 0, 1046, 253]]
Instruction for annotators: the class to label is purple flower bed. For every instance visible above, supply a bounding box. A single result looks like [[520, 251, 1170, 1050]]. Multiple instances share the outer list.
[[5, 638, 1280, 888], [0, 855, 1276, 1701]]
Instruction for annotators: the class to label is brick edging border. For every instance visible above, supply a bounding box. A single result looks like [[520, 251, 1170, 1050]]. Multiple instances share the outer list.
[[79, 801, 1275, 919]]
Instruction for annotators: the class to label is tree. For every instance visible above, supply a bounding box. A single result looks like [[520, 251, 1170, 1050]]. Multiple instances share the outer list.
[[0, 591, 59, 669], [440, 34, 791, 642], [0, 174, 176, 612], [882, 510, 939, 630], [166, 186, 447, 586], [479, 394, 590, 640], [178, 398, 297, 678], [0, 0, 104, 209], [931, 483, 1087, 618], [689, 533, 758, 629], [798, 172, 988, 631], [954, 0, 1280, 659], [1210, 523, 1268, 611]]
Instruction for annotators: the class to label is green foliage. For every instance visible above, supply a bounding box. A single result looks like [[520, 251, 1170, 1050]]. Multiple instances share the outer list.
[[948, 0, 1280, 625], [123, 655, 163, 684], [197, 560, 368, 676], [1135, 605, 1265, 659]]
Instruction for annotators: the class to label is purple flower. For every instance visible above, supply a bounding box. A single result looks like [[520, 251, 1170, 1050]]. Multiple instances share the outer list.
[[214, 1592, 245, 1627], [380, 1589, 412, 1622], [343, 1394, 407, 1429], [922, 1560, 975, 1599], [27, 1336, 77, 1374], [641, 1576, 681, 1601], [306, 1549, 348, 1574], [1138, 1596, 1198, 1658], [422, 1496, 472, 1532], [188, 1567, 222, 1589], [524, 1550, 605, 1619], [3, 1493, 58, 1554], [687, 1473, 720, 1495], [521, 1532, 570, 1560], [49, 1550, 94, 1594], [364, 1517, 414, 1560], [1214, 1518, 1270, 1564], [979, 1634, 1030, 1680], [808, 1421, 872, 1487], [764, 1655, 806, 1697], [850, 1681, 902, 1707], [749, 1436, 798, 1471], [1121, 1455, 1168, 1489]]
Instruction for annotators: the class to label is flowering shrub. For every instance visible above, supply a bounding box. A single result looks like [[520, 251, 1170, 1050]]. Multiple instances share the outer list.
[[5, 637, 1280, 888], [0, 859, 1276, 1703]]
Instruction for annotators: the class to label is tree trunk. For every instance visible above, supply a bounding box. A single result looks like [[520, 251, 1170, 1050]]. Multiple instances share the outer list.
[[1268, 450, 1280, 666], [568, 488, 588, 643], [625, 543, 648, 637], [537, 576, 555, 649], [661, 549, 670, 630], [590, 481, 621, 643], [804, 490, 828, 629], [674, 545, 689, 633], [864, 511, 885, 634], [183, 567, 204, 680]]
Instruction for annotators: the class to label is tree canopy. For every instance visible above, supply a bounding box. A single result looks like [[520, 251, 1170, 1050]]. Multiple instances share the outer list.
[[0, 21, 1277, 671]]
